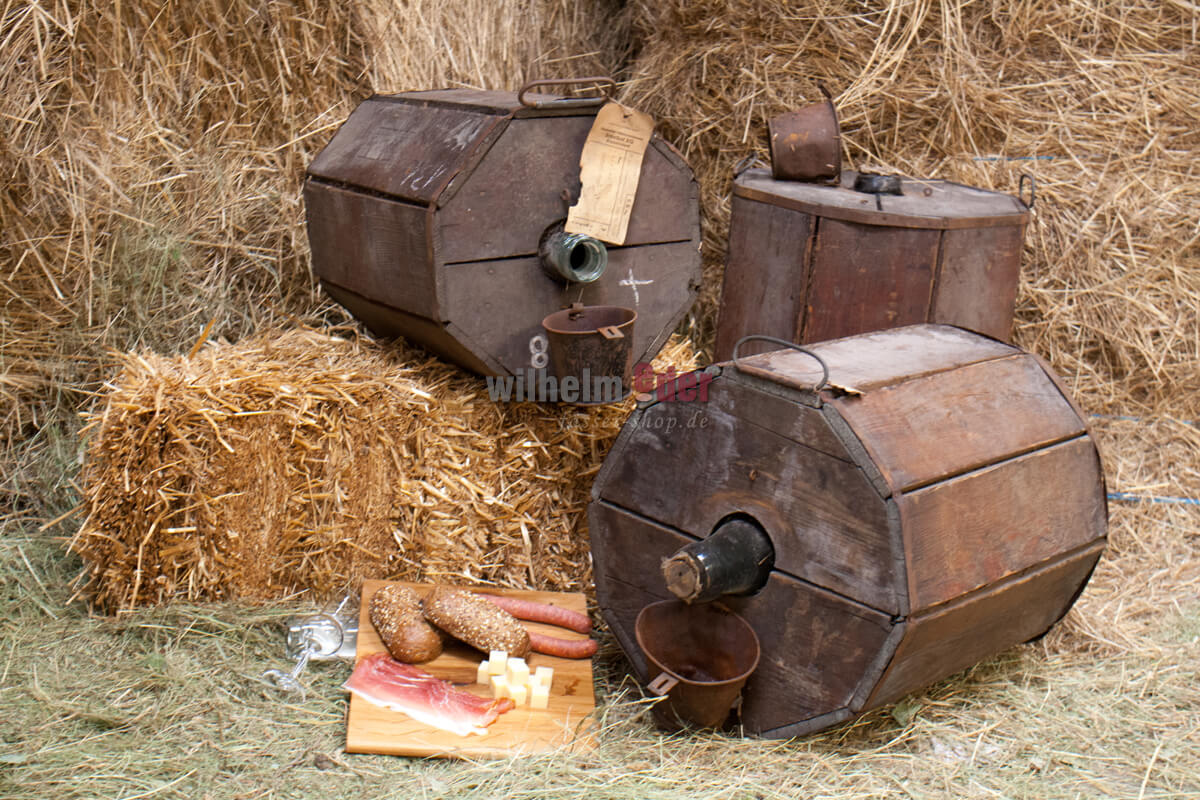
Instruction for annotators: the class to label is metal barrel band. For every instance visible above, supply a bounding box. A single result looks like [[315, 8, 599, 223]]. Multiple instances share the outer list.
[[518, 76, 616, 109], [731, 335, 830, 392]]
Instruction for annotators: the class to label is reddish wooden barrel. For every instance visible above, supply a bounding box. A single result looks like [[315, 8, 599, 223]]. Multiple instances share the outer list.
[[714, 169, 1031, 361], [590, 324, 1106, 737]]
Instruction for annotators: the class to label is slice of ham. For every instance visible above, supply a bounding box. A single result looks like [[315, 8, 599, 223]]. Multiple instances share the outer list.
[[344, 653, 514, 737]]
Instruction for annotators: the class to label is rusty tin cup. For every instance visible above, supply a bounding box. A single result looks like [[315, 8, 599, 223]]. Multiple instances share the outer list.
[[635, 599, 761, 730], [768, 87, 841, 183], [541, 303, 636, 405]]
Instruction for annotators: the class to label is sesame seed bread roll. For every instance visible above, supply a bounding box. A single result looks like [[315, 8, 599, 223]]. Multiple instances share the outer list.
[[422, 587, 531, 658], [369, 584, 444, 663]]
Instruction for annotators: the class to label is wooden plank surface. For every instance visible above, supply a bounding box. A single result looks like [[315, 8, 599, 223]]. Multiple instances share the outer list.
[[711, 371, 850, 460], [802, 219, 940, 343], [305, 182, 438, 320], [308, 98, 502, 205], [345, 580, 595, 759], [899, 436, 1106, 609], [931, 224, 1026, 341], [832, 353, 1087, 491], [864, 540, 1105, 708], [713, 196, 812, 362], [439, 241, 698, 377], [733, 168, 1030, 230], [596, 388, 903, 613], [731, 324, 1016, 395]]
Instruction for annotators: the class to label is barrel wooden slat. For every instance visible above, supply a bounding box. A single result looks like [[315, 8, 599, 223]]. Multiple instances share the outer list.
[[733, 324, 1017, 395], [931, 224, 1025, 340], [713, 197, 812, 361], [307, 99, 501, 205], [863, 540, 1105, 709], [832, 354, 1086, 492], [802, 220, 940, 343], [304, 183, 436, 319], [898, 436, 1107, 609], [714, 371, 850, 460]]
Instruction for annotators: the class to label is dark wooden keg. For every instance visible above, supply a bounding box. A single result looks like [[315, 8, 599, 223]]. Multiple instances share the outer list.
[[305, 85, 701, 376], [591, 324, 1106, 737]]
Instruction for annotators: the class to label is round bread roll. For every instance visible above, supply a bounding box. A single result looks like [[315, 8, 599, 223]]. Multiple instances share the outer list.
[[369, 584, 444, 663], [422, 587, 531, 658]]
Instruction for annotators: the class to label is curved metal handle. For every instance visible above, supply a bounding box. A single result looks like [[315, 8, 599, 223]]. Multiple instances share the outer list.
[[1019, 173, 1036, 209], [733, 154, 769, 179], [732, 335, 830, 392], [518, 77, 616, 109], [647, 672, 679, 696]]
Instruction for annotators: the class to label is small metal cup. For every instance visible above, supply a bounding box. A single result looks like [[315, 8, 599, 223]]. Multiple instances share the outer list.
[[541, 303, 636, 405], [768, 87, 841, 183], [635, 600, 761, 730]]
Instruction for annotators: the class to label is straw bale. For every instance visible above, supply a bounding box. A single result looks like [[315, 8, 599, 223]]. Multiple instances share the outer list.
[[621, 0, 1200, 417], [0, 0, 629, 448], [71, 327, 697, 611]]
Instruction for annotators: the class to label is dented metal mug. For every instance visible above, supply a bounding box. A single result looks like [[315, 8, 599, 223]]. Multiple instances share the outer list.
[[768, 85, 841, 183]]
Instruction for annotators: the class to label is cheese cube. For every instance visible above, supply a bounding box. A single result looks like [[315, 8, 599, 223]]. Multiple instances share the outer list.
[[488, 650, 507, 675], [533, 666, 554, 689], [476, 659, 490, 685], [530, 682, 550, 709], [490, 675, 510, 700], [506, 657, 530, 687], [510, 683, 528, 706]]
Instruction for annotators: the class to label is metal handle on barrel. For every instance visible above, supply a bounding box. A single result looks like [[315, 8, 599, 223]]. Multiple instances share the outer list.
[[731, 335, 830, 392], [518, 77, 616, 109]]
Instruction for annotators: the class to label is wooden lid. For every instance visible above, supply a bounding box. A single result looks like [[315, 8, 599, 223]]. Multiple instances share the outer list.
[[733, 168, 1030, 230], [731, 324, 1018, 396], [307, 91, 602, 206]]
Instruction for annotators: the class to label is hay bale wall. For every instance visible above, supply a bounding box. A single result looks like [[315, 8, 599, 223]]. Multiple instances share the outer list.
[[0, 0, 629, 450], [622, 0, 1199, 416], [73, 328, 696, 611]]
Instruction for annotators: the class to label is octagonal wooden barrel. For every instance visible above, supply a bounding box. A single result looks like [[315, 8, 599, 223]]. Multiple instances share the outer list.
[[304, 86, 701, 377], [590, 324, 1107, 737]]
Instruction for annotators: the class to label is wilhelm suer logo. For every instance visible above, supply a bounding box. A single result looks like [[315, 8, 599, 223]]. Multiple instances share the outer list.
[[486, 364, 712, 404]]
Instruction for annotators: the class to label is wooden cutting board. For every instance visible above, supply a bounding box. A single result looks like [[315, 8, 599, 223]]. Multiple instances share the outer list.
[[345, 580, 596, 758]]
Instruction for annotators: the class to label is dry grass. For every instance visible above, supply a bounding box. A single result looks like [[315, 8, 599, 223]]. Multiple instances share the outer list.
[[0, 0, 629, 450], [621, 0, 1200, 417], [2, 0, 1199, 797], [2, 419, 1198, 798]]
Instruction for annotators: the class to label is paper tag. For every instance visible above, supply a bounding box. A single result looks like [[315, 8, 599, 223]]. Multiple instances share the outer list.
[[565, 102, 655, 245]]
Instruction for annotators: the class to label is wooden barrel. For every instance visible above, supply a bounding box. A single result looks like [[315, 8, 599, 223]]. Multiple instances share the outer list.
[[304, 88, 701, 377], [713, 168, 1031, 361], [590, 324, 1107, 737]]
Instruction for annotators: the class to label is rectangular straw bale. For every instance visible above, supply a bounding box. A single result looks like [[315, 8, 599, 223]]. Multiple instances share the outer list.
[[72, 328, 696, 611]]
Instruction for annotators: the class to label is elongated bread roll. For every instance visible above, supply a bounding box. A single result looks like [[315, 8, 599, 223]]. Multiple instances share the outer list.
[[423, 587, 531, 658], [369, 584, 444, 663]]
